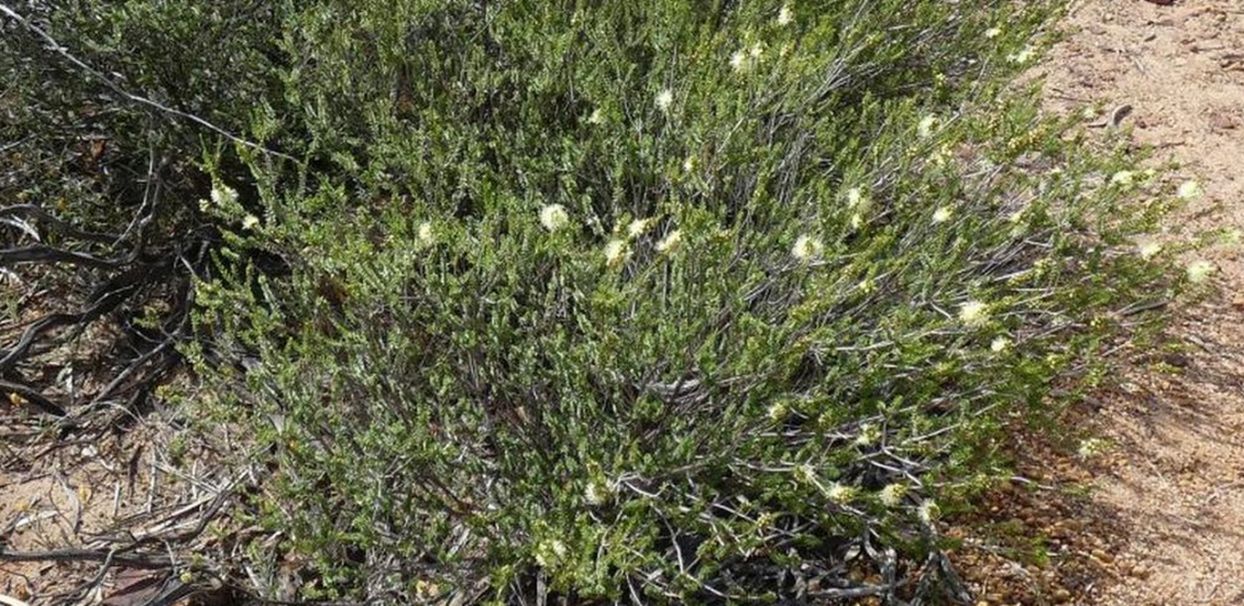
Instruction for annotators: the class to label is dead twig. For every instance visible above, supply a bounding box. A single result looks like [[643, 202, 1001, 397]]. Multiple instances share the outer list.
[[0, 547, 171, 569]]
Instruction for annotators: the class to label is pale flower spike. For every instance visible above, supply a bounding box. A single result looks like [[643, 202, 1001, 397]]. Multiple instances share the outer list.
[[958, 300, 989, 327], [791, 234, 823, 261], [539, 204, 570, 232], [846, 187, 865, 208], [730, 50, 748, 72], [604, 239, 629, 266], [1177, 180, 1204, 201], [777, 4, 793, 26], [1135, 237, 1162, 260], [1186, 260, 1214, 284], [211, 184, 238, 207], [655, 230, 683, 253], [918, 500, 940, 524], [825, 482, 855, 504], [879, 483, 907, 508], [1007, 46, 1034, 65], [655, 89, 674, 112], [627, 218, 653, 239], [1110, 170, 1136, 188]]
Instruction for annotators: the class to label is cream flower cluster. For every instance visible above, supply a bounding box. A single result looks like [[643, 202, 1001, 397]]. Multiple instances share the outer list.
[[958, 300, 989, 327], [791, 234, 823, 261], [539, 204, 570, 232]]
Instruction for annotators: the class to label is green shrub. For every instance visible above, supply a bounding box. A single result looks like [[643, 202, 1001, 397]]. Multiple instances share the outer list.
[[6, 0, 1180, 603], [184, 1, 1181, 602], [0, 1, 290, 411]]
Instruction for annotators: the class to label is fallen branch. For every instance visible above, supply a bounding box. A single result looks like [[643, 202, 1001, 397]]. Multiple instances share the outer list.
[[0, 244, 120, 270], [0, 378, 67, 416], [0, 547, 171, 569]]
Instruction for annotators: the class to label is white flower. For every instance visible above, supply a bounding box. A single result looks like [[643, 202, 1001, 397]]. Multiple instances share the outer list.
[[1186, 260, 1214, 283], [850, 213, 863, 230], [1177, 180, 1204, 201], [604, 239, 629, 266], [985, 27, 1002, 39], [749, 43, 764, 59], [796, 463, 817, 484], [1007, 209, 1025, 223], [682, 155, 696, 172], [627, 218, 653, 239], [417, 221, 435, 245], [857, 278, 876, 294], [210, 184, 238, 207], [958, 300, 989, 327], [932, 206, 952, 224], [584, 483, 603, 505], [1134, 236, 1162, 260], [730, 50, 748, 72], [918, 114, 938, 138], [990, 336, 1011, 352], [846, 187, 869, 209], [539, 204, 570, 232], [777, 4, 793, 26], [655, 229, 683, 254], [587, 108, 605, 125], [535, 539, 568, 568], [1110, 170, 1136, 188], [878, 483, 907, 508], [1077, 438, 1109, 458], [767, 402, 788, 422], [791, 234, 823, 261], [1007, 46, 1034, 64], [655, 89, 674, 113], [826, 482, 856, 504], [917, 500, 941, 524], [853, 423, 879, 447], [584, 480, 613, 506], [241, 214, 260, 230]]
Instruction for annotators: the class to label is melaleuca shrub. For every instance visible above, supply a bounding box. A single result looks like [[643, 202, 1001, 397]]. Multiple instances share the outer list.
[[184, 1, 1177, 602]]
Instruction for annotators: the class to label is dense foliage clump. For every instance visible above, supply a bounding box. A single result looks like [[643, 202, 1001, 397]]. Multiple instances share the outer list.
[[3, 1, 1181, 603]]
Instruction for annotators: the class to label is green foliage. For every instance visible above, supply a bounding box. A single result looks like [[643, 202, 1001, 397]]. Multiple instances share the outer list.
[[5, 0, 1185, 603], [1, 1, 283, 234]]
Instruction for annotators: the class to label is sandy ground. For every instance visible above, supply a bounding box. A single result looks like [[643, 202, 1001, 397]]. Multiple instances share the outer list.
[[1032, 1, 1244, 604]]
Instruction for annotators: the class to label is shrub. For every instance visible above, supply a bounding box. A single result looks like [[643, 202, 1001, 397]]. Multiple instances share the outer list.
[[0, 1, 288, 415], [5, 0, 1179, 603]]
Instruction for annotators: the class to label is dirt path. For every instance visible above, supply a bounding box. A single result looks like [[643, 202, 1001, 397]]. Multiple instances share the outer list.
[[1034, 1, 1244, 604]]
